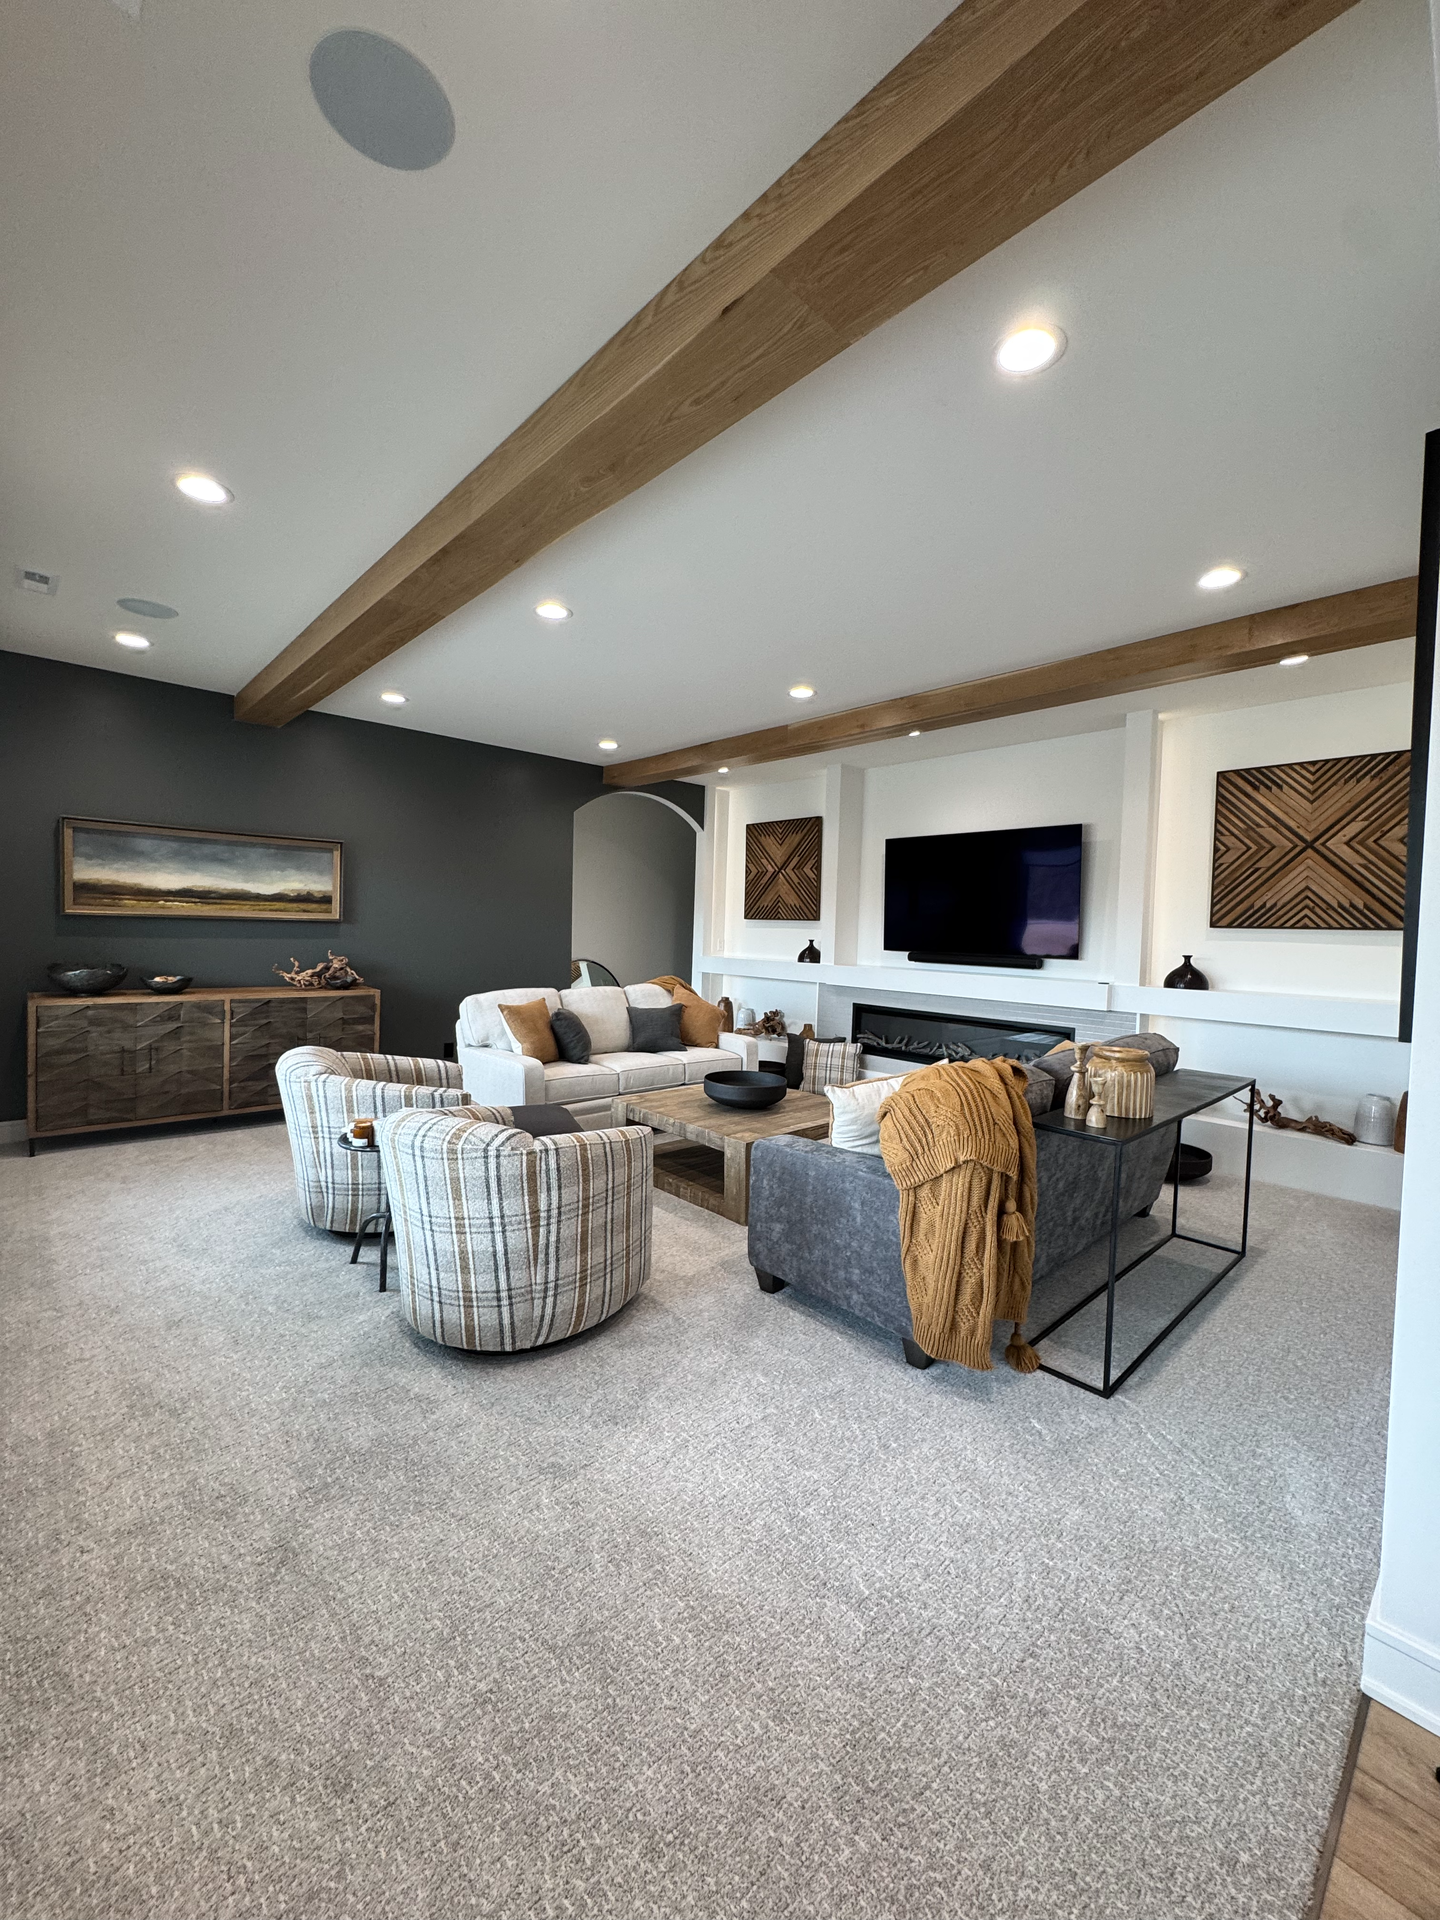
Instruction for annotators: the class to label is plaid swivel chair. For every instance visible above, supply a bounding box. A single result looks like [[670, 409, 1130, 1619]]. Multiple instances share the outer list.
[[275, 1046, 491, 1234], [375, 1107, 653, 1351]]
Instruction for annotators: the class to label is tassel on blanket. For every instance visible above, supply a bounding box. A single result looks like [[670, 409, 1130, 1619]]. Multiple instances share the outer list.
[[1005, 1324, 1041, 1373], [1000, 1200, 1028, 1243]]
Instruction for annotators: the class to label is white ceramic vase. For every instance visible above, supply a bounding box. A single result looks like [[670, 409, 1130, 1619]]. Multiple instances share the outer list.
[[1353, 1093, 1396, 1146]]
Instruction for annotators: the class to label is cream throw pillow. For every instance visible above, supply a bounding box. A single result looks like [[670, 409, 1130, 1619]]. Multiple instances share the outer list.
[[825, 1073, 910, 1154]]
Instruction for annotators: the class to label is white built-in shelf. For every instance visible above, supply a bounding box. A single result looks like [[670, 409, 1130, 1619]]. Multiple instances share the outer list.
[[1111, 984, 1400, 1039], [699, 955, 1113, 1010], [699, 956, 1401, 1038]]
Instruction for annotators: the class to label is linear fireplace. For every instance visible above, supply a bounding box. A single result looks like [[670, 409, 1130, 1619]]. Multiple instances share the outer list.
[[850, 1002, 1073, 1069]]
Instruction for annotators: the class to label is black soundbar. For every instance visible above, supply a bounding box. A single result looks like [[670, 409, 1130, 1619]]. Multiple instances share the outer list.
[[907, 951, 1045, 970]]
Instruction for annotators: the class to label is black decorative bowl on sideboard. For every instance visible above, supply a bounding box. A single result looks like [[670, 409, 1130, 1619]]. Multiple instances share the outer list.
[[46, 963, 128, 995], [141, 973, 194, 995], [703, 1069, 788, 1111]]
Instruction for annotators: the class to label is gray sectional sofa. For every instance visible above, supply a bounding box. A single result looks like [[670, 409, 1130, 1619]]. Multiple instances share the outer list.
[[747, 1045, 1179, 1369]]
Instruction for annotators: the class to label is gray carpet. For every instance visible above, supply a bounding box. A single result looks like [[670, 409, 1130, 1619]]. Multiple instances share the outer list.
[[1, 1121, 1397, 1920]]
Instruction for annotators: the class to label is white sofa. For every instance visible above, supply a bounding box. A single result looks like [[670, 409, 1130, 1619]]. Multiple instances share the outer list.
[[456, 983, 756, 1124]]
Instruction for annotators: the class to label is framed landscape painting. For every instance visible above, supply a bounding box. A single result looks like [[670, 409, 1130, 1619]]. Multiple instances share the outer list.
[[61, 818, 342, 920]]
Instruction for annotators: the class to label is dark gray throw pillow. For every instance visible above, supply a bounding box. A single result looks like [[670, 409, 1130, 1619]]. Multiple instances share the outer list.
[[628, 1003, 684, 1053], [550, 1008, 592, 1064]]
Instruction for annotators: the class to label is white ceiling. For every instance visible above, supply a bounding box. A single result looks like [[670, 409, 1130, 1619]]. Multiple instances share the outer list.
[[3, 0, 1438, 770]]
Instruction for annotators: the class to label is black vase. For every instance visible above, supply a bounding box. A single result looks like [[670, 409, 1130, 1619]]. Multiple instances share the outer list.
[[1163, 954, 1210, 990], [797, 939, 821, 964]]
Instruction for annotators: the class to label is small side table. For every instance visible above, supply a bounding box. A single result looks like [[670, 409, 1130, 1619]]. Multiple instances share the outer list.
[[337, 1132, 391, 1292], [1028, 1070, 1256, 1397]]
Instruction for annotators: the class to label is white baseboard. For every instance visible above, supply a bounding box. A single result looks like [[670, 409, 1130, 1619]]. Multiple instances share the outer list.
[[0, 1118, 28, 1146], [1363, 1609, 1440, 1739], [1184, 1110, 1402, 1210]]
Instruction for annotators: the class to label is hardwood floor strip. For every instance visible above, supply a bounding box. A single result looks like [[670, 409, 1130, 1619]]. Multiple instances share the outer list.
[[1310, 1695, 1372, 1920], [1319, 1703, 1440, 1920]]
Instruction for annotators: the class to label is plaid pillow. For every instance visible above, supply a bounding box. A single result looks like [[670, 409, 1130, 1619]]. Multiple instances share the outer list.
[[801, 1038, 862, 1094]]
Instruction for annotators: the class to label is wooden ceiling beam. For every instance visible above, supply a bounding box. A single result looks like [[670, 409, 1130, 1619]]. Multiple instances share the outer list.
[[600, 578, 1419, 786], [236, 0, 1362, 726]]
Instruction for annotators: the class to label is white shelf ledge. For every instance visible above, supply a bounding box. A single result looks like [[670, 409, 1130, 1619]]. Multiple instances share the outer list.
[[1111, 984, 1400, 1039], [699, 956, 1113, 1011], [700, 957, 1402, 1037]]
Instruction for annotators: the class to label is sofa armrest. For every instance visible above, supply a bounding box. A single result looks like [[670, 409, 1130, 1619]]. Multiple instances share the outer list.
[[456, 1038, 545, 1106], [747, 1134, 911, 1338], [718, 1031, 758, 1070]]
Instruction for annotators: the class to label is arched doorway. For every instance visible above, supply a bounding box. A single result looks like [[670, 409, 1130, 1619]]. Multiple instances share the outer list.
[[571, 791, 700, 986]]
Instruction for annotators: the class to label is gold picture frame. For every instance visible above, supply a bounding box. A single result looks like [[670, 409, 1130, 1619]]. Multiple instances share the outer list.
[[61, 818, 343, 921]]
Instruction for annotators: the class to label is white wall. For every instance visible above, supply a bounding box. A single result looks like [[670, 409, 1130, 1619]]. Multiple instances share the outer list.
[[721, 773, 827, 958], [572, 794, 697, 985], [1363, 623, 1440, 1737], [856, 730, 1125, 980], [1150, 681, 1410, 997]]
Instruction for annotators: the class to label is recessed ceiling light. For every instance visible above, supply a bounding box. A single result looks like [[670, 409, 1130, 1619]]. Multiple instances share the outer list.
[[380, 690, 407, 705], [598, 738, 619, 752], [908, 730, 921, 737], [995, 325, 1066, 375], [113, 632, 151, 650], [789, 684, 815, 700], [1197, 564, 1244, 591], [116, 597, 178, 620], [535, 600, 572, 621], [717, 766, 729, 774], [175, 472, 232, 506], [1278, 654, 1310, 668]]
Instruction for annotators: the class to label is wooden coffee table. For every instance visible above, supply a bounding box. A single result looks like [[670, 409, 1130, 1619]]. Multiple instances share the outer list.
[[610, 1083, 831, 1225]]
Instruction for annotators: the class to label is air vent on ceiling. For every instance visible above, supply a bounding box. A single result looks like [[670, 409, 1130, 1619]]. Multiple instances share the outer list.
[[15, 567, 58, 595]]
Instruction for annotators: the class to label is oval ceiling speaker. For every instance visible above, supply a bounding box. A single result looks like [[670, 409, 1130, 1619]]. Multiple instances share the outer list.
[[116, 598, 178, 619], [309, 30, 455, 172]]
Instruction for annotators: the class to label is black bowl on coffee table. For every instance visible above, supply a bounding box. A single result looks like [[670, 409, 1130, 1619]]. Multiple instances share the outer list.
[[141, 973, 194, 995], [47, 963, 128, 995], [703, 1069, 788, 1110]]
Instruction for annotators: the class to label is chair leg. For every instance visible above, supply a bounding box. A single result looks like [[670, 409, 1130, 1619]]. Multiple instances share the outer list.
[[378, 1214, 391, 1293], [755, 1269, 786, 1293], [902, 1337, 935, 1370]]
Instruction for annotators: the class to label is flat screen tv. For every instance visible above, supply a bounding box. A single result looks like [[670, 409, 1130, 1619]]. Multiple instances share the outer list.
[[883, 823, 1083, 968]]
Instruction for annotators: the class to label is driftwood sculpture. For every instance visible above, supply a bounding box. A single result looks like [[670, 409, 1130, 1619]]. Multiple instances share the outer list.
[[738, 1009, 788, 1037], [1246, 1088, 1355, 1146], [273, 951, 364, 990]]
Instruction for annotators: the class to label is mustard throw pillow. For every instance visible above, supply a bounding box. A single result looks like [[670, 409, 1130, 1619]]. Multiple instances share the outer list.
[[670, 984, 724, 1050], [500, 998, 558, 1063]]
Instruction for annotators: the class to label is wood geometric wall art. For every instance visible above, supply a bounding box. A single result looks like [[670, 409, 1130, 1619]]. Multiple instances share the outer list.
[[745, 816, 822, 921], [1210, 751, 1409, 930]]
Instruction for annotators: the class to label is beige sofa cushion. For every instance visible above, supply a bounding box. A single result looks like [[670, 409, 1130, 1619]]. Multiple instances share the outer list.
[[558, 985, 631, 1054], [459, 988, 560, 1051], [680, 1047, 742, 1085], [542, 1059, 621, 1103], [597, 1051, 686, 1094], [623, 983, 673, 1010]]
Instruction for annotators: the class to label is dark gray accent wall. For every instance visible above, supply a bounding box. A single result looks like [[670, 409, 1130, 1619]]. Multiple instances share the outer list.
[[0, 648, 699, 1122]]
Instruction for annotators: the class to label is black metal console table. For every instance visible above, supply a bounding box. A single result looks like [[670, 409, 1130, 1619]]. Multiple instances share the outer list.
[[1029, 1069, 1255, 1397]]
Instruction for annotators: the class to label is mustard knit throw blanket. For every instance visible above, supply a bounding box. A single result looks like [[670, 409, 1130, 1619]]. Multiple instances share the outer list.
[[877, 1058, 1040, 1373]]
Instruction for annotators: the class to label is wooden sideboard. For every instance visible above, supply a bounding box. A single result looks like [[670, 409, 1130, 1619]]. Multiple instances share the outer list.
[[26, 986, 380, 1146]]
